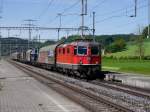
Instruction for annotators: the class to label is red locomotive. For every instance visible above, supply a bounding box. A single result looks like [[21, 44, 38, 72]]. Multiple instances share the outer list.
[[56, 39, 102, 78], [12, 39, 104, 79]]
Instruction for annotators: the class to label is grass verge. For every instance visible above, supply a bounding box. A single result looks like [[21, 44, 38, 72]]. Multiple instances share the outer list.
[[102, 58, 150, 76], [105, 39, 150, 58]]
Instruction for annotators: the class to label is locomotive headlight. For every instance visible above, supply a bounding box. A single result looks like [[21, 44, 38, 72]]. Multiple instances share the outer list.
[[87, 57, 91, 62], [80, 60, 83, 64], [96, 61, 98, 64]]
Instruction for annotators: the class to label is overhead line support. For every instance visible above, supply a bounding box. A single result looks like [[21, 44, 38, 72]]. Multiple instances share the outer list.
[[24, 19, 37, 49], [93, 12, 95, 42], [81, 0, 87, 38], [148, 0, 150, 38]]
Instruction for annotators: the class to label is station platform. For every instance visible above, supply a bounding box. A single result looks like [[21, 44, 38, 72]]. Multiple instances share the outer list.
[[106, 72, 150, 89], [0, 60, 88, 112]]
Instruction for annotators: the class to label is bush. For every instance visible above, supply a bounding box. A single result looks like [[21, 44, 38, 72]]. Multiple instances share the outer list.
[[103, 55, 150, 60], [106, 37, 126, 53], [143, 56, 150, 60]]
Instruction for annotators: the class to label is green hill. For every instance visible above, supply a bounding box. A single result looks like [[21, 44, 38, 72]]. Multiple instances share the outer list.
[[105, 38, 150, 58], [103, 38, 150, 75]]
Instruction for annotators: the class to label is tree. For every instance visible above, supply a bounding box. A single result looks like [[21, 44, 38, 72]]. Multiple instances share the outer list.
[[135, 26, 145, 60], [106, 37, 126, 53], [135, 35, 145, 60], [142, 25, 150, 38], [114, 37, 126, 51]]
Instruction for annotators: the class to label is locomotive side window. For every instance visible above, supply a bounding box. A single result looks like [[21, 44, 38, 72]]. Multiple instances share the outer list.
[[67, 48, 70, 54], [59, 48, 61, 54], [74, 46, 77, 55], [78, 46, 87, 55], [63, 48, 65, 54], [91, 46, 99, 55]]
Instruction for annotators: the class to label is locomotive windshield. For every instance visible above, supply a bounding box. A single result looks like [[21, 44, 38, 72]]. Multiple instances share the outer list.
[[78, 46, 87, 55], [91, 46, 99, 55]]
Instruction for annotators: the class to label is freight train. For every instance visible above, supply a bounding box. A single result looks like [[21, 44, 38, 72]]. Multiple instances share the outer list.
[[11, 39, 104, 79]]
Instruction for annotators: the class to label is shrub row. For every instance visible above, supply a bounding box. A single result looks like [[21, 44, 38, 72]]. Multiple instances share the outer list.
[[103, 55, 150, 60]]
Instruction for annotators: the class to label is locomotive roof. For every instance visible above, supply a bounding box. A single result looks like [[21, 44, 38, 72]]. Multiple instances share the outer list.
[[39, 44, 58, 52], [38, 41, 100, 51], [58, 41, 99, 47]]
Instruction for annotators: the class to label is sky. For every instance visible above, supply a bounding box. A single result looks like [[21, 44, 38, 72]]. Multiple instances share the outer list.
[[0, 0, 149, 40]]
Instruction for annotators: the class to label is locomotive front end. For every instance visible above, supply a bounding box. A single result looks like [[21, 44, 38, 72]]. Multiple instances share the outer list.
[[75, 41, 103, 79]]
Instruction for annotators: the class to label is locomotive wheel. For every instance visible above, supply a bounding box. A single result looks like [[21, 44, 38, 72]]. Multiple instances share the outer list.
[[95, 70, 105, 79], [87, 70, 97, 80]]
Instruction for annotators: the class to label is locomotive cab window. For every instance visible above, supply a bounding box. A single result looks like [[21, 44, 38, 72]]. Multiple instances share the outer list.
[[91, 46, 99, 55], [78, 46, 87, 55]]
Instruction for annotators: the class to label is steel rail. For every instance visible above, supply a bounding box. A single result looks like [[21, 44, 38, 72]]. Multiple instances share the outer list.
[[91, 80, 150, 99], [9, 60, 133, 112]]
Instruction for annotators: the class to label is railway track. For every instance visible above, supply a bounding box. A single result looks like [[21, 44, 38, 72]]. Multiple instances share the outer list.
[[91, 80, 150, 99], [9, 60, 134, 112]]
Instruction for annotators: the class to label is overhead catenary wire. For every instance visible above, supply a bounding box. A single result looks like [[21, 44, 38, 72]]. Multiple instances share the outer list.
[[90, 0, 108, 11], [95, 0, 146, 18], [48, 0, 80, 25], [38, 0, 55, 19], [84, 0, 108, 25], [1, 0, 148, 39], [85, 0, 143, 30], [85, 0, 146, 26], [61, 0, 80, 14], [57, 0, 84, 28], [85, 0, 148, 35], [0, 0, 3, 13], [89, 3, 149, 25], [116, 17, 147, 28], [115, 18, 147, 34], [65, 0, 141, 33], [95, 17, 147, 35]]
